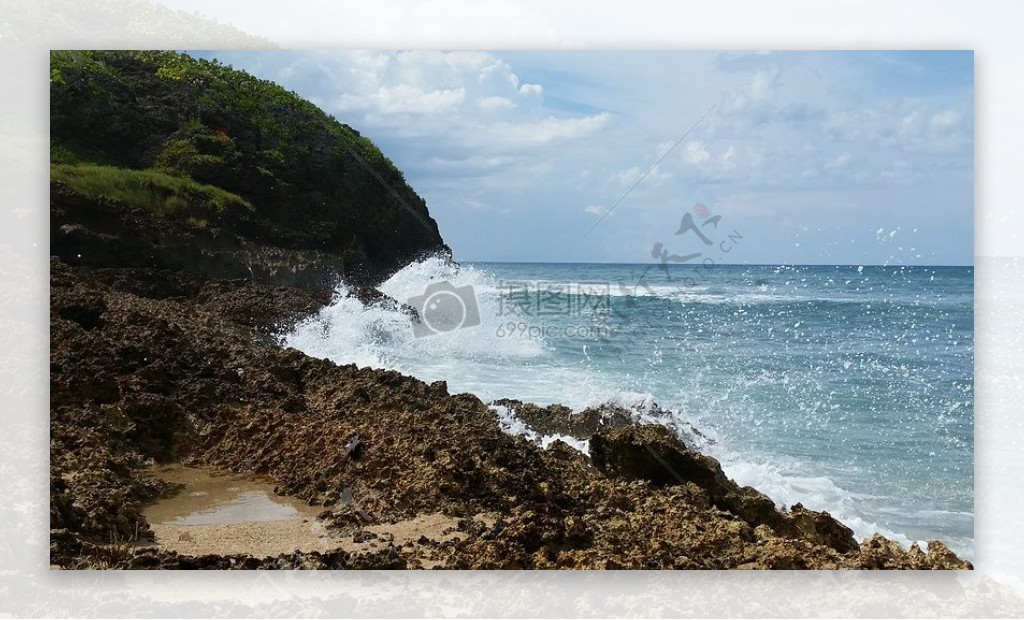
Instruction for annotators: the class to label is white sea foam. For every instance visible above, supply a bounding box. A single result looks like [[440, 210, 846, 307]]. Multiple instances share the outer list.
[[704, 449, 920, 547], [285, 257, 546, 382], [492, 392, 920, 549], [284, 256, 965, 556], [489, 404, 590, 454]]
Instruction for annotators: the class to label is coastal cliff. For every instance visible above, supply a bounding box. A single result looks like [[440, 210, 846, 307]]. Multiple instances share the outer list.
[[49, 51, 969, 570], [50, 50, 447, 290]]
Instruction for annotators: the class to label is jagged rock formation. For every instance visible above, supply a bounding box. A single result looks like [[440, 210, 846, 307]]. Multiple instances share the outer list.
[[49, 50, 971, 570], [50, 258, 971, 569]]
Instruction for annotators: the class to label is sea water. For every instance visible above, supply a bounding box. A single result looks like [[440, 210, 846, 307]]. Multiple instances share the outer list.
[[285, 257, 974, 557]]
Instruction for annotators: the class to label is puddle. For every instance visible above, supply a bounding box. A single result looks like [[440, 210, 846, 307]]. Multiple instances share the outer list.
[[142, 465, 333, 557], [145, 465, 323, 526], [141, 465, 496, 562]]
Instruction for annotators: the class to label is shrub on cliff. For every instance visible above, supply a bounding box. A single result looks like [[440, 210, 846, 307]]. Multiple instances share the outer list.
[[50, 50, 446, 285]]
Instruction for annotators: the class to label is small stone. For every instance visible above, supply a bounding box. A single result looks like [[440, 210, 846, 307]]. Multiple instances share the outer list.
[[345, 435, 364, 459]]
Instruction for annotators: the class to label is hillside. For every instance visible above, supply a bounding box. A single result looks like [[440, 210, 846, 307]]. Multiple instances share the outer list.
[[50, 50, 447, 288]]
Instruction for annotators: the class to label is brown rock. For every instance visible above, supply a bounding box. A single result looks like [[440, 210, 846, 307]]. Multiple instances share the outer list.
[[49, 259, 971, 570], [785, 503, 858, 553]]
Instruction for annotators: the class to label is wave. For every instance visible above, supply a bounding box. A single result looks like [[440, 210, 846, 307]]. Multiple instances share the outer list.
[[489, 393, 929, 552], [469, 279, 969, 310], [284, 255, 968, 557], [285, 257, 547, 375], [490, 404, 590, 454]]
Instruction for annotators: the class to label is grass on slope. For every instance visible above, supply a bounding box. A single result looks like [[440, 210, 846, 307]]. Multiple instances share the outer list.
[[52, 162, 252, 227]]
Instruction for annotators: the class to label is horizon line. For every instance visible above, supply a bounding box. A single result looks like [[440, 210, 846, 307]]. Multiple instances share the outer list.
[[459, 260, 975, 268]]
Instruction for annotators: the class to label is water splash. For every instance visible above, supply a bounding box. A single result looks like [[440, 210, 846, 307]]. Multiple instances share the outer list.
[[284, 257, 974, 558]]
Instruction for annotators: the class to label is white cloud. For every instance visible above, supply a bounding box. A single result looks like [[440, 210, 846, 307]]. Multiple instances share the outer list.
[[682, 140, 712, 166], [477, 59, 525, 93], [478, 96, 515, 110], [469, 113, 612, 150], [824, 100, 969, 153], [617, 164, 672, 187], [519, 83, 543, 96], [335, 84, 466, 115], [277, 51, 613, 161], [723, 64, 782, 114], [749, 66, 780, 101], [323, 51, 531, 121], [427, 155, 516, 171], [202, 50, 971, 264]]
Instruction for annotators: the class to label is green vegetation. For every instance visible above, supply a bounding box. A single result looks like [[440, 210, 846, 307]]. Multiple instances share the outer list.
[[49, 50, 411, 204], [52, 162, 252, 221], [50, 50, 443, 276]]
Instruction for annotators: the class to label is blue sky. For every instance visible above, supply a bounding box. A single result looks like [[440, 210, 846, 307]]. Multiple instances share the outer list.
[[188, 50, 974, 265]]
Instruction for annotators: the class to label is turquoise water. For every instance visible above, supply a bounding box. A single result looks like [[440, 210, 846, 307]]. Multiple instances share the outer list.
[[286, 258, 974, 556]]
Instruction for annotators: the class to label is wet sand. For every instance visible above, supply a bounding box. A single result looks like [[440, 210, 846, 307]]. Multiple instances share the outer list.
[[144, 465, 332, 557], [143, 466, 492, 564]]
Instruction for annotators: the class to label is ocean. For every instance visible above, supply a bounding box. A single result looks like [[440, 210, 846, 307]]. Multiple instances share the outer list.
[[284, 257, 974, 557]]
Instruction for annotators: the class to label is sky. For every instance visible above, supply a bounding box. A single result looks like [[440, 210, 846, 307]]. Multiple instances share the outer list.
[[187, 50, 974, 265]]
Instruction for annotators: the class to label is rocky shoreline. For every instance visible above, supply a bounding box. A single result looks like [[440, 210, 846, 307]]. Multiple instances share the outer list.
[[49, 251, 971, 569], [49, 50, 971, 570]]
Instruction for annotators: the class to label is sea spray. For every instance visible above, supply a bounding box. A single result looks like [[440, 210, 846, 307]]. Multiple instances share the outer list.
[[284, 257, 974, 558]]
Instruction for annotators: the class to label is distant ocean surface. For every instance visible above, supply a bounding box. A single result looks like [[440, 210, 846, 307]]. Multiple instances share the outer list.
[[286, 258, 974, 557]]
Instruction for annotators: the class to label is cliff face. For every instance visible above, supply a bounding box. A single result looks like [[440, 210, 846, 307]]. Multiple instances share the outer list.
[[50, 50, 448, 289]]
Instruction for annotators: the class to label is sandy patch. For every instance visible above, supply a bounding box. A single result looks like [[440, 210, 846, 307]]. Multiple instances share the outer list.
[[143, 465, 494, 565]]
